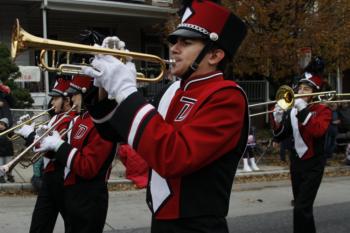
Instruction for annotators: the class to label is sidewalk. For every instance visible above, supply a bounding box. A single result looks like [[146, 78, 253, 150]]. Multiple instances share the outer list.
[[1, 158, 350, 192]]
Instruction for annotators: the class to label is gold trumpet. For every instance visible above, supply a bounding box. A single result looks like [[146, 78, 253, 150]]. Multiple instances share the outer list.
[[0, 107, 53, 138], [11, 19, 174, 82], [0, 105, 76, 175], [249, 85, 336, 117]]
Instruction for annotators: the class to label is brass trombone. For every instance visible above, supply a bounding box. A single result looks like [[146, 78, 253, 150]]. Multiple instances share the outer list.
[[11, 19, 174, 82], [0, 105, 76, 175], [249, 85, 336, 117], [0, 107, 53, 138], [9, 119, 50, 141], [19, 125, 73, 168]]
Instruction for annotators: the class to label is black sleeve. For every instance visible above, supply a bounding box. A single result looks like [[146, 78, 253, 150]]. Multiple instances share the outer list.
[[296, 108, 310, 123], [24, 132, 36, 146], [87, 98, 123, 142], [273, 110, 293, 142]]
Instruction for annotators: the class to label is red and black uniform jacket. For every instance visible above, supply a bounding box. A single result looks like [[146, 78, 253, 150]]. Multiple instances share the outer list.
[[272, 103, 331, 160], [88, 71, 249, 219], [53, 111, 116, 186], [25, 111, 76, 174]]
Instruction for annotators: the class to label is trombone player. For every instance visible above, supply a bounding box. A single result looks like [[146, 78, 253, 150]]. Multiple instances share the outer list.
[[15, 76, 77, 233], [0, 117, 14, 183], [271, 63, 332, 233], [34, 74, 117, 233]]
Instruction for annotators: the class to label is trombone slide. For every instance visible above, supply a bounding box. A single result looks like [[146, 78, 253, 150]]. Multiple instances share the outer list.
[[0, 105, 76, 175]]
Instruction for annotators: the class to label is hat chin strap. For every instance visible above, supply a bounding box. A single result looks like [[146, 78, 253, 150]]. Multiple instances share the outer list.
[[181, 41, 214, 80]]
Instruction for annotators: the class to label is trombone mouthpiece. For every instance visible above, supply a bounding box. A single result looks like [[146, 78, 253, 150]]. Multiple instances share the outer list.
[[164, 59, 176, 65]]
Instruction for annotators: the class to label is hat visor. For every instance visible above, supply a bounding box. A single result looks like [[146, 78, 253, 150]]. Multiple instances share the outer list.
[[66, 87, 80, 95], [48, 91, 62, 97], [167, 29, 207, 44], [298, 79, 319, 90]]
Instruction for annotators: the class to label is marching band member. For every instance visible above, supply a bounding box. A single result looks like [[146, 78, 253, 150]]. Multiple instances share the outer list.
[[272, 69, 332, 233], [35, 74, 117, 233], [83, 1, 249, 232], [16, 77, 76, 233]]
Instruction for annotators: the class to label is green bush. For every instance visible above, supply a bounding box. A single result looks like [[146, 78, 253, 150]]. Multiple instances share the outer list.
[[0, 43, 34, 108]]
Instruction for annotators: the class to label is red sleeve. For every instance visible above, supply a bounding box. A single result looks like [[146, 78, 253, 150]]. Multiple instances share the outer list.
[[299, 105, 332, 138], [137, 88, 246, 178], [56, 128, 114, 179]]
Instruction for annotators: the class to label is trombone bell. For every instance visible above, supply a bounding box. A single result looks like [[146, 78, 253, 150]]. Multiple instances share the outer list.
[[275, 85, 336, 110]]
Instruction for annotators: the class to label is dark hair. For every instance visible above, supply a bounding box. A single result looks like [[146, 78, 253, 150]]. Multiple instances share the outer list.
[[209, 44, 232, 79]]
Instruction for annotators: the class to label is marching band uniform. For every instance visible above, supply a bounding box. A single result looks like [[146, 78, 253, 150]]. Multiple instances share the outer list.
[[36, 75, 117, 233], [272, 73, 331, 233], [19, 77, 76, 233], [84, 1, 249, 232]]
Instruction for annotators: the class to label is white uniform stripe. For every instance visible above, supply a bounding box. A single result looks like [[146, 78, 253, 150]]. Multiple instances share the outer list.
[[128, 104, 155, 146], [47, 115, 58, 127], [92, 106, 118, 124], [184, 72, 223, 90], [302, 113, 312, 126], [66, 147, 78, 169], [291, 108, 308, 157], [158, 81, 180, 118]]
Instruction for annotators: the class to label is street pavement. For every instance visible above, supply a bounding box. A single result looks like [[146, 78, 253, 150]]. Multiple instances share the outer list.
[[1, 159, 350, 233]]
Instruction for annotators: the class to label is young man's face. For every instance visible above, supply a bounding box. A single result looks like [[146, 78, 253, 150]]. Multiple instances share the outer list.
[[297, 83, 313, 102], [0, 122, 6, 131], [51, 96, 63, 113], [169, 37, 205, 77]]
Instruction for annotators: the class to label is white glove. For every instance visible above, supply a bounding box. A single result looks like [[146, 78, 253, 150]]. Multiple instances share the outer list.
[[101, 36, 125, 50], [14, 122, 35, 138], [18, 114, 31, 123], [294, 98, 308, 111], [82, 55, 137, 103], [273, 104, 284, 123], [34, 131, 64, 153], [35, 124, 49, 137]]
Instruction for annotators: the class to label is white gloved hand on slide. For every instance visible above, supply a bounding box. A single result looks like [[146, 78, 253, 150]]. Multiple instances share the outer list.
[[273, 104, 284, 123], [34, 131, 64, 153], [14, 122, 35, 138], [294, 98, 308, 111]]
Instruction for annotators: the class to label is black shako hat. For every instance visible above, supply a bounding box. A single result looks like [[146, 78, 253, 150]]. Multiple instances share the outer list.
[[168, 0, 247, 58], [48, 77, 71, 97]]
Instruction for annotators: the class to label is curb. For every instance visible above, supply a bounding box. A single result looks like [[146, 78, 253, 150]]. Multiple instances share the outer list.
[[0, 178, 133, 193], [1, 166, 349, 193], [235, 165, 350, 183]]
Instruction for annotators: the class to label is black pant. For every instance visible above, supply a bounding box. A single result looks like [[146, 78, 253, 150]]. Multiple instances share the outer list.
[[290, 155, 325, 233], [151, 216, 229, 233], [29, 172, 66, 233], [63, 182, 109, 233]]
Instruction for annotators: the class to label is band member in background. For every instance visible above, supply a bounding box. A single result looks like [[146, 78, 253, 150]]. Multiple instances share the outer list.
[[83, 1, 249, 232], [272, 69, 332, 233], [35, 74, 117, 233], [16, 77, 75, 233], [0, 117, 14, 183], [242, 127, 260, 172], [117, 143, 149, 188]]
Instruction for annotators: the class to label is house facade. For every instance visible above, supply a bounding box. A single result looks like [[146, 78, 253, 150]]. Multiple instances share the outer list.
[[0, 0, 176, 107]]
